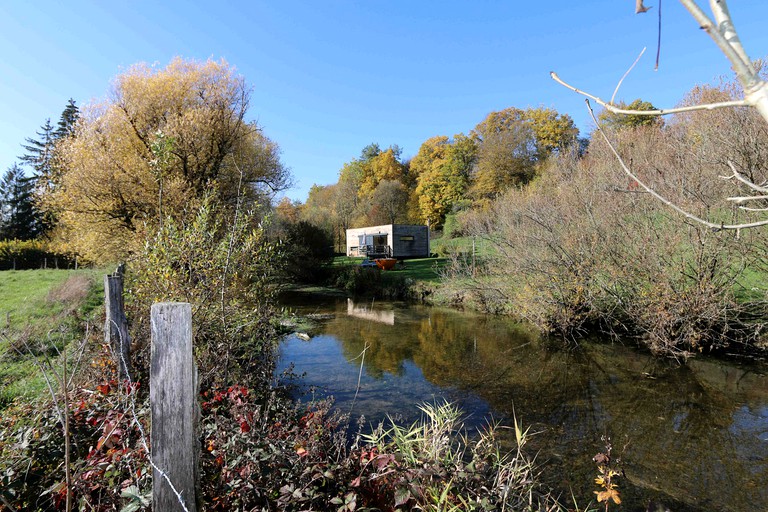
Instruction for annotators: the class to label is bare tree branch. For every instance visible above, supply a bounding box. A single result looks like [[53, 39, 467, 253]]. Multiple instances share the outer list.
[[726, 195, 768, 204], [550, 71, 747, 116], [720, 162, 768, 193], [585, 99, 768, 230]]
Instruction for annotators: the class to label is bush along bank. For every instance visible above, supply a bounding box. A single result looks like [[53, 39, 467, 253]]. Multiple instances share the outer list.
[[328, 257, 443, 303], [430, 124, 768, 359]]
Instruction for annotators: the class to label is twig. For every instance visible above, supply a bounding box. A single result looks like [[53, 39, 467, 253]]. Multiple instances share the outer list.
[[349, 342, 370, 415], [611, 47, 646, 105], [655, 0, 662, 70]]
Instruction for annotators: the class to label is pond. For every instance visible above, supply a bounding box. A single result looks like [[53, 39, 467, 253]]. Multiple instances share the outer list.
[[276, 291, 768, 511]]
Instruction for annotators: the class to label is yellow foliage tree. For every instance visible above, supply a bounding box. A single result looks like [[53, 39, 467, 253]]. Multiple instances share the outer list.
[[470, 107, 578, 202], [358, 147, 407, 199], [43, 57, 289, 263], [412, 134, 476, 227]]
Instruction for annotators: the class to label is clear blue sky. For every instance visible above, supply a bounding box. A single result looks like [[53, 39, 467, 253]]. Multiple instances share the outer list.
[[2, 1, 768, 202]]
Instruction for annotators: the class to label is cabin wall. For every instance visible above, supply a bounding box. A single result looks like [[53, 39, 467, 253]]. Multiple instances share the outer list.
[[346, 225, 394, 257], [391, 225, 429, 258], [345, 224, 429, 258]]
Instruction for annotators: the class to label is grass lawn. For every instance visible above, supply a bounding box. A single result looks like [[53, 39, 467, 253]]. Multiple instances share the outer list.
[[334, 256, 447, 283], [0, 269, 103, 406]]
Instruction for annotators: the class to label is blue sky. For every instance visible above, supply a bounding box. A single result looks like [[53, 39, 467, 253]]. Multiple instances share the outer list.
[[2, 1, 768, 202]]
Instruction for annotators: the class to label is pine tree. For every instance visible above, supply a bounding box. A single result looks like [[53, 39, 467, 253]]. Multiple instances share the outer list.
[[0, 163, 38, 240], [18, 99, 80, 237], [20, 118, 56, 180], [55, 98, 79, 139]]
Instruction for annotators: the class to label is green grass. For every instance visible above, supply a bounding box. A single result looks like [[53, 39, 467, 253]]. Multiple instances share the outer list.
[[0, 269, 103, 407], [392, 257, 447, 283], [334, 256, 447, 283], [431, 234, 496, 258]]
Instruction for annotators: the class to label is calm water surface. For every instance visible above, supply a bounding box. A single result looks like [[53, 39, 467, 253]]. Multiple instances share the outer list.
[[277, 292, 768, 511]]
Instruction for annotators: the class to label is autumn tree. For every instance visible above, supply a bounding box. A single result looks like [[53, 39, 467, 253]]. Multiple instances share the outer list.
[[598, 98, 661, 130], [43, 58, 290, 262], [526, 106, 579, 156], [369, 179, 409, 224], [470, 107, 578, 203], [358, 146, 407, 199], [412, 134, 477, 227], [301, 184, 339, 244]]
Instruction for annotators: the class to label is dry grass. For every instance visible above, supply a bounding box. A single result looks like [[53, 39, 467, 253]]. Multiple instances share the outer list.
[[47, 274, 93, 308]]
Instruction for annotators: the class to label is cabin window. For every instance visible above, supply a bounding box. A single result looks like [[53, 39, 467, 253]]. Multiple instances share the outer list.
[[400, 236, 414, 241]]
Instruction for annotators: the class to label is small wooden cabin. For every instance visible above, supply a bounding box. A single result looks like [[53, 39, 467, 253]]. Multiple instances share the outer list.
[[346, 224, 429, 259]]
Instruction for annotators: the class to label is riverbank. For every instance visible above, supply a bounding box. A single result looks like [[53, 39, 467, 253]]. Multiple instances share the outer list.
[[0, 268, 567, 511], [277, 291, 768, 512], [326, 254, 768, 361]]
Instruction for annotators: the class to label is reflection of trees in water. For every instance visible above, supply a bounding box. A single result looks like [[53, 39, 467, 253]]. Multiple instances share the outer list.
[[323, 312, 415, 378], [320, 300, 768, 511]]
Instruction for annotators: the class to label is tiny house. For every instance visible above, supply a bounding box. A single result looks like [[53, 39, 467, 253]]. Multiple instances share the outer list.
[[346, 224, 429, 259]]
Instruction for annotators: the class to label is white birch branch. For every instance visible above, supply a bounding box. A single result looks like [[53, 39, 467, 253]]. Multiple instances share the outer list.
[[585, 99, 768, 230], [720, 162, 768, 193], [727, 195, 768, 204], [550, 71, 747, 116], [678, 0, 768, 125]]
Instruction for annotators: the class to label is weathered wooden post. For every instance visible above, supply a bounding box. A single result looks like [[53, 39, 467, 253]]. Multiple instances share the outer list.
[[104, 266, 131, 380], [151, 302, 198, 512]]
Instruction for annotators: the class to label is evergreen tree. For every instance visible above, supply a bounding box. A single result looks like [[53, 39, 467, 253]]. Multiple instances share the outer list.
[[20, 118, 56, 180], [0, 164, 38, 240], [18, 99, 79, 237], [55, 98, 79, 139]]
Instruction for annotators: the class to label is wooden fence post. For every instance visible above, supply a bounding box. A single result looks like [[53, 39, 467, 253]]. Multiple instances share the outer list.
[[151, 302, 198, 512], [104, 269, 131, 380]]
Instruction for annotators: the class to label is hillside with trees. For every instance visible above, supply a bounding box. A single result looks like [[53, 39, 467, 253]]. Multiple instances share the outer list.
[[287, 70, 768, 359]]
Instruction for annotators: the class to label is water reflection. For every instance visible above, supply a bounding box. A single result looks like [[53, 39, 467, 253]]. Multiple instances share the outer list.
[[347, 298, 395, 325], [277, 294, 768, 511]]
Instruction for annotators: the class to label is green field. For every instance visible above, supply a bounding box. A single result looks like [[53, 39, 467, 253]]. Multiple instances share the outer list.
[[336, 256, 447, 283], [0, 269, 102, 406]]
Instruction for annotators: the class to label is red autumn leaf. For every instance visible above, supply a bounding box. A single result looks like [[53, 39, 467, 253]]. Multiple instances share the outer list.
[[240, 420, 251, 433]]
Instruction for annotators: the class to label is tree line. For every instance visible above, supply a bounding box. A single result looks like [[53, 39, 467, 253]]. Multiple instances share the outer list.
[[280, 106, 581, 251]]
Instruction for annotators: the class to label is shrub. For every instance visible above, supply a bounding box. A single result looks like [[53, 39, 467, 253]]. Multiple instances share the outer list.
[[127, 196, 283, 389], [281, 221, 335, 284], [332, 265, 383, 295], [0, 240, 76, 271], [0, 376, 151, 512], [354, 401, 561, 511]]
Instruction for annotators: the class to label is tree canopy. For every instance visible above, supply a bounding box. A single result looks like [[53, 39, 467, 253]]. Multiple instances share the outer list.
[[42, 58, 290, 262]]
